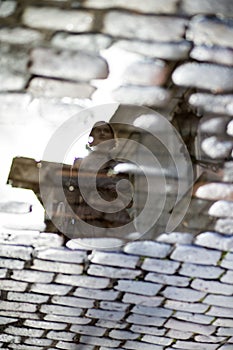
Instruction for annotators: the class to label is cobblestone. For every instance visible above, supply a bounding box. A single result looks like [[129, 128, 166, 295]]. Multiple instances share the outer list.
[[130, 324, 165, 336], [172, 340, 218, 349], [6, 326, 44, 337], [12, 269, 54, 283], [220, 270, 233, 284], [0, 27, 44, 45], [127, 314, 166, 327], [145, 272, 190, 286], [109, 329, 139, 340], [123, 340, 163, 350], [215, 218, 233, 235], [30, 48, 108, 82], [115, 280, 162, 296], [46, 331, 74, 342], [40, 304, 82, 316], [189, 93, 233, 115], [190, 45, 233, 66], [187, 16, 233, 49], [0, 0, 17, 17], [79, 335, 121, 347], [166, 329, 193, 339], [56, 274, 110, 288], [191, 278, 233, 295], [103, 11, 187, 41], [124, 240, 171, 258], [70, 324, 106, 336], [74, 287, 119, 300], [165, 300, 209, 313], [132, 305, 172, 318], [90, 251, 139, 268], [181, 0, 233, 17], [7, 292, 49, 304], [24, 319, 67, 330], [0, 279, 28, 292], [173, 62, 233, 93], [195, 183, 233, 201], [142, 258, 180, 274], [30, 283, 72, 295], [122, 293, 163, 306], [209, 200, 233, 218], [179, 262, 224, 279], [162, 286, 206, 302], [0, 258, 24, 270], [0, 244, 32, 260], [22, 7, 94, 32], [44, 314, 91, 325], [32, 259, 83, 274], [171, 245, 221, 265], [174, 311, 214, 324], [52, 295, 94, 308], [88, 264, 141, 279], [195, 232, 233, 251], [165, 318, 215, 335], [100, 301, 129, 311], [86, 308, 125, 321]]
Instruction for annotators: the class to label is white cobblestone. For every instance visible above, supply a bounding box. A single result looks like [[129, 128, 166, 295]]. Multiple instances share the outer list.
[[217, 328, 233, 336], [0, 316, 17, 325], [142, 258, 180, 274], [195, 231, 233, 251], [195, 335, 227, 343], [213, 317, 233, 327], [157, 232, 194, 244], [6, 325, 44, 337], [0, 310, 39, 319], [162, 286, 206, 302], [0, 258, 24, 269], [207, 305, 233, 317], [96, 319, 128, 329], [12, 269, 54, 283], [55, 274, 110, 289], [208, 200, 233, 218], [166, 329, 193, 339], [0, 268, 7, 278], [22, 7, 94, 32], [56, 342, 94, 350], [132, 305, 172, 318], [115, 280, 162, 296], [179, 262, 224, 279], [32, 259, 83, 274], [0, 334, 20, 343], [90, 251, 139, 268], [124, 241, 171, 258], [0, 300, 36, 313], [88, 264, 141, 279], [25, 338, 53, 347], [172, 340, 219, 349], [130, 324, 165, 336], [30, 283, 72, 295], [35, 247, 87, 263], [142, 334, 173, 346], [44, 314, 91, 325], [171, 244, 221, 265], [0, 244, 32, 260], [46, 331, 74, 342], [109, 329, 139, 340], [0, 279, 28, 291], [100, 301, 129, 311], [221, 252, 233, 269]]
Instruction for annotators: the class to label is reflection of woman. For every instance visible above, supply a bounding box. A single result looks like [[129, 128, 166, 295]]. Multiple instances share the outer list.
[[72, 121, 134, 232]]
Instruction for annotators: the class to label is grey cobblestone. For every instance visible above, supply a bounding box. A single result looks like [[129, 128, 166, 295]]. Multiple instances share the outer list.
[[215, 218, 233, 235], [189, 93, 233, 116], [56, 342, 94, 350], [0, 300, 36, 313], [0, 279, 28, 292], [172, 340, 219, 349], [100, 301, 129, 311], [162, 286, 206, 302], [207, 305, 233, 317], [190, 45, 233, 66], [74, 287, 119, 300], [79, 335, 121, 347], [88, 264, 141, 279], [70, 324, 106, 336], [0, 316, 17, 325], [44, 314, 91, 325], [213, 318, 233, 327], [56, 274, 110, 288], [6, 326, 44, 337], [0, 258, 24, 270], [166, 329, 193, 339], [0, 27, 44, 45], [7, 292, 49, 304], [165, 318, 215, 335], [195, 334, 227, 343], [179, 262, 224, 279], [0, 0, 16, 17], [40, 304, 83, 316], [181, 0, 233, 17], [142, 258, 180, 274], [142, 334, 172, 346], [124, 240, 171, 258], [0, 268, 7, 278], [109, 329, 139, 340], [157, 232, 194, 244], [221, 270, 233, 284], [174, 311, 214, 324], [191, 278, 233, 295], [89, 251, 139, 268], [132, 305, 172, 318], [165, 299, 209, 313], [22, 7, 94, 32], [96, 319, 128, 329], [217, 328, 233, 336], [32, 259, 83, 274], [86, 308, 125, 321], [145, 272, 190, 286], [24, 319, 67, 330], [127, 314, 166, 327], [203, 294, 233, 308], [130, 324, 165, 336], [52, 295, 94, 308], [195, 183, 233, 201], [115, 280, 161, 296], [0, 333, 20, 343], [122, 293, 163, 306], [171, 244, 221, 265], [8, 345, 43, 350], [46, 331, 74, 342], [123, 340, 163, 350], [25, 338, 53, 346]]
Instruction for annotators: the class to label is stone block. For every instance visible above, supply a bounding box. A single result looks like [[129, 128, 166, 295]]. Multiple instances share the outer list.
[[0, 316, 18, 325], [5, 326, 44, 337], [172, 62, 233, 93], [32, 259, 83, 275], [157, 232, 194, 244], [122, 293, 163, 307], [25, 338, 53, 347], [195, 183, 233, 201], [0, 244, 32, 260], [127, 314, 166, 327], [215, 218, 233, 234], [209, 200, 233, 218], [24, 319, 66, 330], [171, 244, 221, 265], [179, 262, 224, 279], [109, 329, 139, 340], [90, 251, 139, 268], [12, 269, 54, 283], [46, 331, 74, 341], [181, 0, 233, 17], [52, 295, 94, 308], [124, 340, 163, 350], [162, 286, 206, 302], [44, 314, 91, 325], [166, 329, 193, 339], [0, 258, 24, 270], [124, 240, 171, 258], [142, 334, 172, 346], [172, 340, 218, 349], [221, 270, 233, 284], [195, 232, 233, 251], [35, 247, 87, 263], [0, 334, 20, 343], [55, 274, 110, 288], [220, 252, 233, 269], [165, 299, 209, 313], [145, 272, 190, 287], [0, 280, 28, 292], [30, 48, 108, 82], [88, 264, 141, 279], [79, 335, 121, 347], [103, 11, 187, 42], [203, 294, 233, 308], [201, 137, 233, 159], [165, 318, 215, 335], [142, 257, 180, 274], [74, 287, 119, 300], [0, 27, 44, 45], [70, 324, 106, 336], [55, 342, 94, 350], [132, 305, 172, 318], [174, 311, 214, 325], [187, 16, 233, 49], [112, 85, 171, 107], [100, 301, 129, 312], [40, 304, 82, 316], [192, 278, 233, 295], [190, 45, 233, 66], [22, 7, 94, 32], [207, 306, 233, 318], [7, 292, 49, 304], [30, 283, 72, 295], [115, 280, 162, 296], [189, 93, 233, 116], [86, 308, 125, 321], [130, 324, 165, 336], [0, 301, 36, 313]]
